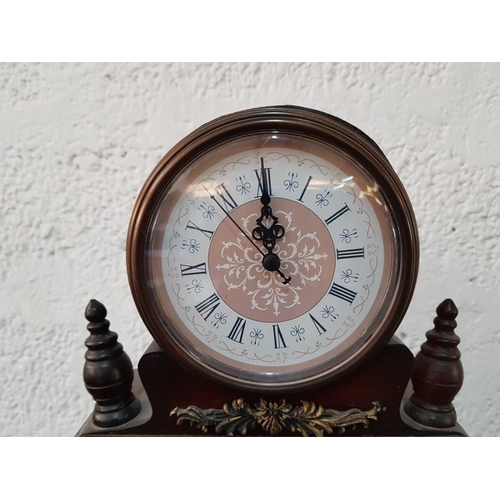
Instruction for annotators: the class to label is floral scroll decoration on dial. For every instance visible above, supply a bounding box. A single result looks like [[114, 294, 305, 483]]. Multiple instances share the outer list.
[[170, 398, 382, 437], [212, 208, 332, 320]]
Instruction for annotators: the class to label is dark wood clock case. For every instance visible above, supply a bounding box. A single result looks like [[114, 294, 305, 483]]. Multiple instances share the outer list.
[[76, 107, 465, 437], [77, 298, 466, 437]]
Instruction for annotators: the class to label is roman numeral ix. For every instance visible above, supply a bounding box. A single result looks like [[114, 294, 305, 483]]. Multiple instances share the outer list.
[[180, 262, 207, 277]]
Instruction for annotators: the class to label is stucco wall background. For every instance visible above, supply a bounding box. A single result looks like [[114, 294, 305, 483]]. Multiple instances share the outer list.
[[0, 62, 498, 437]]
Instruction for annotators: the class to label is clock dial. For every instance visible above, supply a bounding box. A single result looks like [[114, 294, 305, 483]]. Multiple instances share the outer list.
[[127, 106, 418, 392]]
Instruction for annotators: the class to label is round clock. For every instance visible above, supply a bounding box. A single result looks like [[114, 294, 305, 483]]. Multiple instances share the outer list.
[[127, 106, 419, 393]]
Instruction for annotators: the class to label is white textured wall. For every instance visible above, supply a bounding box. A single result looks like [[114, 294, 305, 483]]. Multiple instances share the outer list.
[[1, 62, 498, 436]]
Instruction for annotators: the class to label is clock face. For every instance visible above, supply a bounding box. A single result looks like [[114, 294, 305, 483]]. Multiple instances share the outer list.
[[127, 107, 419, 393]]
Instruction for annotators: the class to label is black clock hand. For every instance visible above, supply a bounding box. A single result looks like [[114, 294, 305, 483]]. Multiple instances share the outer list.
[[252, 158, 285, 252], [259, 156, 271, 206], [205, 187, 264, 256], [204, 186, 291, 285]]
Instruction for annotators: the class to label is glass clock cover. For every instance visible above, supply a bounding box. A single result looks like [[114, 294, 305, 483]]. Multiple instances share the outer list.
[[127, 106, 419, 393]]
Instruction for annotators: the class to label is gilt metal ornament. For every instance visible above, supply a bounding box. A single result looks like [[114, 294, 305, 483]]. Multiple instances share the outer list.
[[170, 398, 382, 437]]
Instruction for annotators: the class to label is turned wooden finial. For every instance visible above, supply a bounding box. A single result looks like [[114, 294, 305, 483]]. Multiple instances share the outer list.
[[83, 299, 141, 427], [404, 298, 463, 428]]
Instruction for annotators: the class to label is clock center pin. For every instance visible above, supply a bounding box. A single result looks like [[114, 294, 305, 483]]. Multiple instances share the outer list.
[[262, 253, 281, 272]]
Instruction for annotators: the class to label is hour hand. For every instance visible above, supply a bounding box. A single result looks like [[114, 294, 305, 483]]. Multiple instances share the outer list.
[[253, 157, 285, 249], [252, 218, 285, 251]]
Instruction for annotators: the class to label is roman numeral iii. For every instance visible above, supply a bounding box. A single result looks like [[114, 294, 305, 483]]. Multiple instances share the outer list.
[[336, 247, 365, 260]]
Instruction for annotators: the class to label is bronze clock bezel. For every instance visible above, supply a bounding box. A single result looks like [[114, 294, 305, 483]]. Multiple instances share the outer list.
[[126, 105, 419, 394]]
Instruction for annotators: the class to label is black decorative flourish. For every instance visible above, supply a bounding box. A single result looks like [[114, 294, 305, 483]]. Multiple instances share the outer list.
[[315, 189, 333, 208], [284, 172, 299, 192], [170, 399, 382, 437], [250, 328, 264, 346], [291, 325, 305, 342], [321, 305, 339, 322], [211, 312, 227, 329], [181, 238, 200, 253], [186, 279, 203, 293], [341, 269, 359, 283], [199, 202, 216, 219], [339, 228, 358, 244], [235, 175, 251, 195]]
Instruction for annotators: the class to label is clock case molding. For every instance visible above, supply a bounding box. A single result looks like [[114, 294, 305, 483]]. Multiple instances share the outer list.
[[77, 106, 465, 437], [77, 297, 465, 437]]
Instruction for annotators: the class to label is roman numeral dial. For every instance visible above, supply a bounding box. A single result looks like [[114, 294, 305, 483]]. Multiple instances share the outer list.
[[152, 135, 392, 385]]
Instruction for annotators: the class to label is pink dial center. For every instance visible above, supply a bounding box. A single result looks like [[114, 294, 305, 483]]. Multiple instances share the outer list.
[[208, 198, 336, 323]]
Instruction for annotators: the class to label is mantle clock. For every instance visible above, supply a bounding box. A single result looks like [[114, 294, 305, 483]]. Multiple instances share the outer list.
[[77, 106, 466, 437]]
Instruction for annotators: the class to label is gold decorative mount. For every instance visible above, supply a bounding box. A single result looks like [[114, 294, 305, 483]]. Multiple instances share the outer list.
[[170, 398, 382, 437]]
